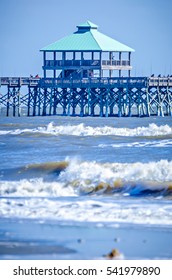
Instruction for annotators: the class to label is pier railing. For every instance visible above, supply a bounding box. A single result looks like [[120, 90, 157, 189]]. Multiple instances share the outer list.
[[44, 59, 130, 68], [102, 60, 130, 66], [40, 77, 148, 88], [0, 77, 40, 87], [44, 60, 100, 67], [0, 76, 172, 88], [149, 77, 172, 87]]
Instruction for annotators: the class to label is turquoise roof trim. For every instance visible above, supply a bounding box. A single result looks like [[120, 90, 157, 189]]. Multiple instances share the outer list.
[[40, 21, 135, 52]]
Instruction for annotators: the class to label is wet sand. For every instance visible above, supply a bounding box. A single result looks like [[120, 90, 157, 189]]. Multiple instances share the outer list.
[[0, 218, 172, 260]]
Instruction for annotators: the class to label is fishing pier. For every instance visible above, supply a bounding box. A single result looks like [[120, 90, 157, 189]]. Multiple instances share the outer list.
[[0, 21, 171, 117]]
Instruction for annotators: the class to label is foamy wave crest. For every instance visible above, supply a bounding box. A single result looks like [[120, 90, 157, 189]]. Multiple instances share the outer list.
[[0, 123, 172, 137], [1, 160, 171, 197], [98, 139, 172, 148], [0, 178, 75, 197], [57, 159, 172, 195]]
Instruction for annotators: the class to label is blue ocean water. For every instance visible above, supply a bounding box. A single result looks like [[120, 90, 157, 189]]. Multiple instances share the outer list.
[[0, 116, 172, 259]]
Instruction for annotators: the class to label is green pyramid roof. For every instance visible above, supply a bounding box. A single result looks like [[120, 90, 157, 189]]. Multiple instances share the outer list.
[[40, 21, 134, 52]]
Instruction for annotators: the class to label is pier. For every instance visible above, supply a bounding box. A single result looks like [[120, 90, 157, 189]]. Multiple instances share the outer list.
[[0, 21, 171, 117], [0, 76, 171, 117]]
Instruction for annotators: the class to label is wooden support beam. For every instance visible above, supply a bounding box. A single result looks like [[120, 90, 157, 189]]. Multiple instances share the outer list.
[[38, 88, 41, 116], [118, 89, 122, 117], [27, 87, 31, 116], [53, 52, 56, 78], [119, 52, 122, 77], [128, 52, 131, 77], [49, 88, 53, 115], [17, 89, 21, 117], [33, 88, 38, 116], [67, 88, 71, 116], [80, 89, 84, 117], [6, 86, 10, 117], [43, 52, 46, 78], [12, 88, 16, 117], [167, 87, 172, 116], [42, 89, 47, 116], [53, 89, 57, 115], [105, 88, 109, 117]]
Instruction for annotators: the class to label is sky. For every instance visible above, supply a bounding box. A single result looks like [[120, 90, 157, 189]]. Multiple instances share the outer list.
[[0, 0, 172, 77]]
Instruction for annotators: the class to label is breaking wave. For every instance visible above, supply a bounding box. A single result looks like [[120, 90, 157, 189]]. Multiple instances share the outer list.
[[0, 159, 172, 197], [0, 123, 172, 137], [1, 159, 172, 226], [98, 139, 172, 148]]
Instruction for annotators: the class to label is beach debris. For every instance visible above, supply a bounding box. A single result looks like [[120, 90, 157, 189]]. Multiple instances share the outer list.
[[104, 248, 121, 259]]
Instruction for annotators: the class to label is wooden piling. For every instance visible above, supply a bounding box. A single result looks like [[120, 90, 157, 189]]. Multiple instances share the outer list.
[[0, 76, 172, 117]]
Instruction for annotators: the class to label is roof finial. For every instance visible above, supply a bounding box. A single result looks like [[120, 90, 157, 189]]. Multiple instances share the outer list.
[[77, 20, 98, 32]]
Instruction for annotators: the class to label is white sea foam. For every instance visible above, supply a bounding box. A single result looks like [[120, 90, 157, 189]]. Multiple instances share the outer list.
[[0, 123, 172, 137], [1, 197, 172, 226], [0, 178, 75, 197], [58, 159, 172, 190], [0, 160, 172, 197], [98, 139, 172, 148]]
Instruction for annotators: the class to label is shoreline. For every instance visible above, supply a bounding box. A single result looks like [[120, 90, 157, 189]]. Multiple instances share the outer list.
[[0, 218, 172, 260]]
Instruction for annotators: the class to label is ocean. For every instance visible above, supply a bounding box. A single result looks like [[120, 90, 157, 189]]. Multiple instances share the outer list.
[[0, 115, 172, 260]]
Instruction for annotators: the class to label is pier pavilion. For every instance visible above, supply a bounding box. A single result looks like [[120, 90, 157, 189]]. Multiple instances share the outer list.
[[40, 21, 134, 79], [0, 21, 172, 117]]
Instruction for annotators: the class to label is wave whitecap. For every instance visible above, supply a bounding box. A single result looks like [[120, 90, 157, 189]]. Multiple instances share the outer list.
[[0, 160, 172, 197], [1, 160, 172, 225], [98, 139, 172, 148], [0, 123, 172, 137]]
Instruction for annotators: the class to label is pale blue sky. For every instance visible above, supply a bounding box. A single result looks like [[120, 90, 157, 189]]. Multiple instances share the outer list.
[[0, 0, 171, 77]]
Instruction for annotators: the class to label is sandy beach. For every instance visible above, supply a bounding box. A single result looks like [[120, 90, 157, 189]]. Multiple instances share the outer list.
[[0, 218, 172, 260]]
